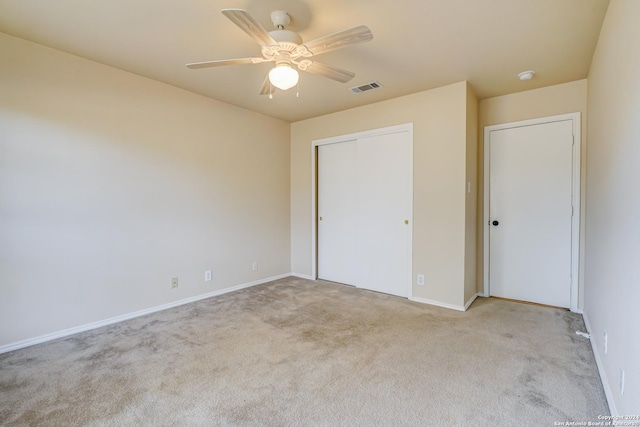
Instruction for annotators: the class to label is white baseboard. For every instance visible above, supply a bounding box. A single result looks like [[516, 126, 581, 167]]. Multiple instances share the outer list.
[[409, 296, 466, 312], [582, 311, 616, 416], [464, 293, 480, 310], [410, 293, 479, 312], [0, 273, 291, 355], [290, 273, 315, 280]]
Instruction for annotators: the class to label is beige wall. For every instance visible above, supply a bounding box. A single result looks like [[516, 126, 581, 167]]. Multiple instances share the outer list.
[[477, 80, 588, 306], [0, 33, 291, 347], [584, 0, 640, 414], [291, 81, 474, 308]]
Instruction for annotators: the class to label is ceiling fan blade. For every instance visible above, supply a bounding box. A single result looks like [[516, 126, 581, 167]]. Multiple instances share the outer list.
[[222, 9, 278, 47], [296, 25, 373, 57], [301, 61, 356, 83], [186, 57, 265, 69], [259, 76, 275, 95]]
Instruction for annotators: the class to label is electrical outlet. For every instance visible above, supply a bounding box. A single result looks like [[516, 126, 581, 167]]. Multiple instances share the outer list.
[[204, 270, 212, 282], [171, 277, 178, 288], [604, 331, 608, 354], [620, 369, 625, 396], [417, 274, 425, 285], [252, 261, 258, 271]]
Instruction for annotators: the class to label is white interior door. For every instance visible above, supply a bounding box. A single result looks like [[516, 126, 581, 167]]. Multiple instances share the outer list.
[[489, 120, 573, 307], [317, 127, 412, 298], [356, 133, 410, 297], [317, 141, 357, 286]]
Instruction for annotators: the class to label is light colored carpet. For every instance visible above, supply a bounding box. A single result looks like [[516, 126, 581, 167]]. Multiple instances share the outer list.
[[0, 277, 608, 426]]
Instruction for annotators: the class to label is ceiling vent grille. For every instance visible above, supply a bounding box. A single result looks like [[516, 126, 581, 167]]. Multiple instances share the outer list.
[[349, 81, 383, 94]]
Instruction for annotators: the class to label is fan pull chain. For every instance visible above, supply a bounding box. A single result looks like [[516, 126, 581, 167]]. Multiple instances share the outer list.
[[269, 80, 273, 100], [296, 82, 300, 98]]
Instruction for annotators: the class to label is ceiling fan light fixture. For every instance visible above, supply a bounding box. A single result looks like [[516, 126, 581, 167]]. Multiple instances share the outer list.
[[269, 63, 299, 90]]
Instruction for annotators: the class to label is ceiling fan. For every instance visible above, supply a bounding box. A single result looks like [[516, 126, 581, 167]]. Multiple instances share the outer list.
[[186, 9, 373, 96]]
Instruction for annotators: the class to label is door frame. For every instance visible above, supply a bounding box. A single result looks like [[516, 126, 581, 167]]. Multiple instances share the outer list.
[[311, 123, 414, 298], [483, 113, 581, 312]]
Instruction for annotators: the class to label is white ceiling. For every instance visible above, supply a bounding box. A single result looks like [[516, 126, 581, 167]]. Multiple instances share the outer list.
[[0, 0, 610, 122]]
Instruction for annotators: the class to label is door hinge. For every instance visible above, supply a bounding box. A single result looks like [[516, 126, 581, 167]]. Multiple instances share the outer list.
[[571, 205, 574, 216]]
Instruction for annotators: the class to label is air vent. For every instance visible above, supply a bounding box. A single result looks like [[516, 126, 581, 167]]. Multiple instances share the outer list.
[[349, 81, 383, 94]]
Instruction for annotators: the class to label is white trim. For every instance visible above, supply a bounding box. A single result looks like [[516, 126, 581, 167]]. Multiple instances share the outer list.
[[582, 311, 617, 415], [410, 297, 466, 312], [483, 113, 581, 312], [0, 273, 291, 354], [410, 293, 478, 312], [406, 130, 414, 299], [311, 123, 414, 298], [464, 293, 481, 310], [291, 273, 315, 280], [312, 123, 414, 147], [311, 142, 317, 280]]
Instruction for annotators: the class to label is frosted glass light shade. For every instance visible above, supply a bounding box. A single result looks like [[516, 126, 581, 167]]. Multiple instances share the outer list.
[[269, 64, 299, 90]]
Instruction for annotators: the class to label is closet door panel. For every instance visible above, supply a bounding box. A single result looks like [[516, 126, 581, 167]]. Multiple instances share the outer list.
[[317, 141, 358, 285], [355, 133, 411, 297]]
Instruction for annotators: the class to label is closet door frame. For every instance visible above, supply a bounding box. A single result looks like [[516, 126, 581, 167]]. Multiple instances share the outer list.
[[311, 123, 414, 298]]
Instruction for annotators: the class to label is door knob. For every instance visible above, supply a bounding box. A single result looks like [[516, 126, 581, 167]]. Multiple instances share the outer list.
[[492, 220, 499, 226], [319, 217, 323, 221]]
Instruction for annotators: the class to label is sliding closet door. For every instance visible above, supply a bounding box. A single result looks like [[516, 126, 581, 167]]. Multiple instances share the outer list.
[[317, 141, 358, 285], [317, 128, 411, 298], [356, 133, 411, 297]]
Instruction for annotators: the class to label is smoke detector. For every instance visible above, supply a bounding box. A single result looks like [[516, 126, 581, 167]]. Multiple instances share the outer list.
[[518, 70, 536, 81]]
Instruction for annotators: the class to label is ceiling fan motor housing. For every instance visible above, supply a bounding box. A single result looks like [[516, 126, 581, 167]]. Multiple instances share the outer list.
[[263, 28, 302, 61], [269, 30, 302, 47]]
